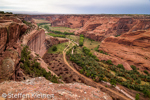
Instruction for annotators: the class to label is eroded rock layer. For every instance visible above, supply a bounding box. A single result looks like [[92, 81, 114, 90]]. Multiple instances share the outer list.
[[27, 29, 46, 57], [75, 17, 150, 41], [0, 15, 27, 82], [98, 30, 150, 71], [51, 15, 90, 28]]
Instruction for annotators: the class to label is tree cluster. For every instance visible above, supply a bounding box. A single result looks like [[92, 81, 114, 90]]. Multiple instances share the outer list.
[[20, 46, 59, 83]]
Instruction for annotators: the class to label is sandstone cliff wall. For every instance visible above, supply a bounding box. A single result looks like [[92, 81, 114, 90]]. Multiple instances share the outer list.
[[98, 30, 150, 71], [0, 16, 27, 82], [51, 15, 90, 28], [0, 21, 27, 53], [75, 17, 150, 41], [27, 29, 47, 57]]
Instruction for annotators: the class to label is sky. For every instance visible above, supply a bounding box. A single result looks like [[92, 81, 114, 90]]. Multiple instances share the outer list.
[[0, 0, 150, 14]]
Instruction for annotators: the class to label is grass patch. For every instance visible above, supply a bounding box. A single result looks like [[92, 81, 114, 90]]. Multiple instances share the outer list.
[[48, 42, 69, 54], [49, 26, 77, 32], [141, 81, 149, 85], [48, 33, 66, 38], [83, 37, 101, 52], [79, 34, 85, 46], [66, 35, 80, 43]]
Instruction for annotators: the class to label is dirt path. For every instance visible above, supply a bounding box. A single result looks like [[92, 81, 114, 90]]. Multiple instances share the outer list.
[[63, 40, 133, 100]]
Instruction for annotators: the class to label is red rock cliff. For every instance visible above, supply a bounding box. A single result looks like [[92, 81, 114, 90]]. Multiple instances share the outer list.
[[75, 17, 150, 41], [51, 15, 90, 28], [0, 15, 27, 82], [98, 30, 150, 71], [27, 29, 47, 57]]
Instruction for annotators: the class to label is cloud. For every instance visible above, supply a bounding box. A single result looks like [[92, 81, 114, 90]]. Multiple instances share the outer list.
[[0, 0, 150, 14]]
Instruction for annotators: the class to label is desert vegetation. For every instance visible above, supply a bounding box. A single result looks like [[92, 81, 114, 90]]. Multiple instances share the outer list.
[[20, 46, 59, 83], [83, 38, 101, 52], [79, 34, 85, 46], [51, 30, 74, 35], [48, 33, 66, 38], [48, 42, 69, 54], [66, 35, 80, 43], [0, 11, 13, 14], [23, 20, 36, 34], [66, 45, 150, 98]]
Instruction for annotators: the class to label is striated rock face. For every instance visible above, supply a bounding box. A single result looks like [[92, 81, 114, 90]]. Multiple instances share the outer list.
[[45, 35, 68, 48], [75, 17, 150, 41], [0, 77, 112, 100], [51, 15, 90, 28], [27, 29, 47, 57], [46, 15, 60, 23], [19, 15, 61, 23], [98, 30, 150, 71]]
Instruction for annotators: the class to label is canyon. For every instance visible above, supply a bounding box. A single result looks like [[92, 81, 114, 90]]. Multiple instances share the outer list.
[[24, 14, 150, 70], [1, 14, 150, 100], [0, 14, 113, 100]]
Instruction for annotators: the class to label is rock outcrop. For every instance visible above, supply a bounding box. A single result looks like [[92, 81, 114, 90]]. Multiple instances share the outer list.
[[98, 30, 150, 71], [51, 15, 90, 28], [0, 20, 27, 53], [75, 17, 150, 41], [0, 77, 112, 100], [27, 29, 47, 57], [0, 15, 28, 82], [45, 35, 68, 48]]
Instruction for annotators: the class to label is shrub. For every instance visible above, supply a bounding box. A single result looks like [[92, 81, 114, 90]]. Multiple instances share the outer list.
[[115, 35, 120, 37], [110, 78, 117, 86], [20, 46, 59, 83], [94, 45, 99, 52], [144, 70, 149, 75], [0, 11, 4, 14], [131, 65, 137, 70], [51, 75, 59, 83], [23, 20, 31, 26], [44, 25, 49, 31], [117, 64, 125, 70], [48, 33, 66, 38], [80, 69, 84, 74], [143, 89, 150, 98], [79, 34, 84, 46], [135, 93, 140, 100], [64, 31, 74, 35], [52, 46, 57, 51], [106, 60, 113, 65], [136, 79, 141, 84], [99, 50, 108, 55]]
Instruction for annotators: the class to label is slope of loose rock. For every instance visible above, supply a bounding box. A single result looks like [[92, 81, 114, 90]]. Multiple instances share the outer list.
[[0, 77, 112, 100]]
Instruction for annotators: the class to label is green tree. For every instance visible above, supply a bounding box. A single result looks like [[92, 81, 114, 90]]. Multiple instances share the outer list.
[[52, 46, 57, 51], [131, 65, 137, 70], [106, 60, 113, 65], [117, 64, 125, 70], [143, 89, 150, 98], [135, 93, 140, 100]]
